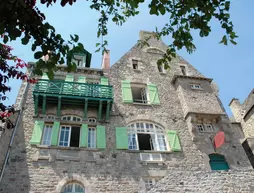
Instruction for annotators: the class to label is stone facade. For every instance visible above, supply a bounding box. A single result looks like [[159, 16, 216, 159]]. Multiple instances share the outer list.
[[0, 31, 253, 193]]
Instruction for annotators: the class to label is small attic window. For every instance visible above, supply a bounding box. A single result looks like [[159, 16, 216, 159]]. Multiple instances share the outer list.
[[132, 59, 138, 70], [180, 66, 186, 76]]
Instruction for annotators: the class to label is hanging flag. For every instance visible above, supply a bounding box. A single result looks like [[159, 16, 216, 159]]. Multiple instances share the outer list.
[[214, 131, 225, 149]]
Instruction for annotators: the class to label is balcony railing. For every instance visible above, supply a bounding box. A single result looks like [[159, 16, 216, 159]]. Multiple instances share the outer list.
[[33, 80, 113, 99]]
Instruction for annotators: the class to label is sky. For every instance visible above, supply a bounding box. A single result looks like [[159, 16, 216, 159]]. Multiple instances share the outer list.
[[5, 0, 254, 116]]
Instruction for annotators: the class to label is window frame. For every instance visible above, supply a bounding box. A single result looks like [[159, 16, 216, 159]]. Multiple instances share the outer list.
[[88, 127, 96, 148], [62, 182, 85, 193], [144, 178, 159, 191], [197, 123, 215, 133], [131, 83, 149, 104], [132, 59, 139, 70], [61, 115, 82, 122], [41, 124, 53, 145], [127, 122, 169, 151], [58, 125, 72, 147]]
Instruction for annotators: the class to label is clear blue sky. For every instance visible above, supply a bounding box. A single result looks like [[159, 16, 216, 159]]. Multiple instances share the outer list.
[[5, 0, 254, 116]]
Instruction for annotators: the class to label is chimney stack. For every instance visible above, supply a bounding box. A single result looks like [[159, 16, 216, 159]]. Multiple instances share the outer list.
[[101, 50, 110, 70]]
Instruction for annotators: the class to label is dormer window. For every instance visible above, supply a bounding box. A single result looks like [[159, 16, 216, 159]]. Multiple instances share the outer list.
[[132, 59, 138, 70], [180, 66, 186, 75], [72, 53, 86, 67]]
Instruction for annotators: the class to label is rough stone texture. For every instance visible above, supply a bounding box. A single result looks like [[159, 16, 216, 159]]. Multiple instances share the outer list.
[[148, 170, 254, 193], [229, 89, 254, 139], [0, 31, 252, 193]]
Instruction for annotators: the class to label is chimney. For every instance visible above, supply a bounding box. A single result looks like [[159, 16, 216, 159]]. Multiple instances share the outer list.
[[229, 98, 242, 123], [101, 50, 110, 69]]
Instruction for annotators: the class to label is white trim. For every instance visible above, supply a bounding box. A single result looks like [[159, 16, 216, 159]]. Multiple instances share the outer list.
[[41, 124, 53, 145]]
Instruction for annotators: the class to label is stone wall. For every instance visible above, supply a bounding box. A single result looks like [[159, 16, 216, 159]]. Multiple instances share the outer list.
[[148, 170, 254, 193]]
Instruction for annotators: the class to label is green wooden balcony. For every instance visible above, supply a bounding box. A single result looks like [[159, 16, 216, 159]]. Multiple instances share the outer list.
[[33, 80, 113, 99], [33, 80, 113, 120]]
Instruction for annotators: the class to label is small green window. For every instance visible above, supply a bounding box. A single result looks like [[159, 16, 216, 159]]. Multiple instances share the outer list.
[[209, 154, 229, 171]]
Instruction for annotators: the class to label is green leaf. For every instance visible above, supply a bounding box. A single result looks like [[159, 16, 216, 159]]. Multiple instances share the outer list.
[[47, 70, 54, 80], [31, 44, 36, 51], [158, 4, 165, 15], [150, 6, 157, 15], [230, 39, 237, 45], [73, 34, 79, 42], [34, 51, 43, 59], [21, 36, 29, 45], [96, 43, 100, 47]]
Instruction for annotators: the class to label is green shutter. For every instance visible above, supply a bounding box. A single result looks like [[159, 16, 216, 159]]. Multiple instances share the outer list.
[[51, 121, 60, 146], [80, 124, 88, 147], [148, 84, 160, 104], [209, 154, 229, 171], [78, 76, 86, 83], [41, 73, 49, 80], [100, 77, 109, 85], [77, 76, 87, 95], [121, 80, 133, 103], [30, 121, 44, 145], [63, 74, 74, 94], [100, 77, 109, 98], [167, 130, 181, 151], [115, 127, 128, 149], [96, 125, 106, 149]]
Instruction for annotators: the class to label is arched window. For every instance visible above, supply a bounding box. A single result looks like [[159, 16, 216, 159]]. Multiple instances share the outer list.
[[127, 122, 168, 151], [61, 115, 82, 122], [62, 183, 85, 193], [209, 154, 229, 171]]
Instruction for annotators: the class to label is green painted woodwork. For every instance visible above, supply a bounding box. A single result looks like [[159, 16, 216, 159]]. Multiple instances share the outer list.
[[42, 95, 46, 115], [98, 100, 102, 121], [83, 99, 88, 119], [80, 124, 88, 147], [115, 127, 128, 149], [30, 121, 44, 145], [100, 77, 109, 85], [33, 80, 113, 99], [167, 130, 181, 151], [105, 100, 111, 120], [147, 84, 160, 104], [209, 154, 229, 171], [121, 80, 133, 103], [39, 73, 49, 92], [78, 76, 86, 83], [63, 74, 74, 94], [100, 77, 109, 98], [57, 97, 61, 117], [34, 94, 39, 116], [96, 125, 106, 149], [51, 121, 60, 146]]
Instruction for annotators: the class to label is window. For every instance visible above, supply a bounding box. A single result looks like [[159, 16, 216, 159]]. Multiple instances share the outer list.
[[180, 66, 186, 75], [131, 84, 148, 104], [127, 122, 168, 151], [132, 59, 138, 70], [242, 140, 254, 168], [209, 154, 229, 171], [72, 53, 86, 67], [144, 178, 159, 191], [190, 84, 202, 90], [41, 124, 53, 145], [88, 118, 96, 123], [197, 124, 214, 132], [59, 126, 81, 147], [157, 64, 164, 73], [62, 116, 82, 122], [62, 183, 85, 193], [88, 127, 96, 148], [46, 115, 55, 120], [197, 124, 204, 132]]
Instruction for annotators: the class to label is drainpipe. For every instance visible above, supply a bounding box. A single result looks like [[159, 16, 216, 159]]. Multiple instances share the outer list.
[[0, 66, 32, 183]]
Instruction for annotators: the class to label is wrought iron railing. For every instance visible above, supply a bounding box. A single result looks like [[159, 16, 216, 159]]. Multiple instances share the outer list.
[[33, 80, 113, 99]]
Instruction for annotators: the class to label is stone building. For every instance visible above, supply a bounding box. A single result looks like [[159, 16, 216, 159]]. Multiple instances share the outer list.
[[0, 31, 254, 193], [229, 88, 254, 168]]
